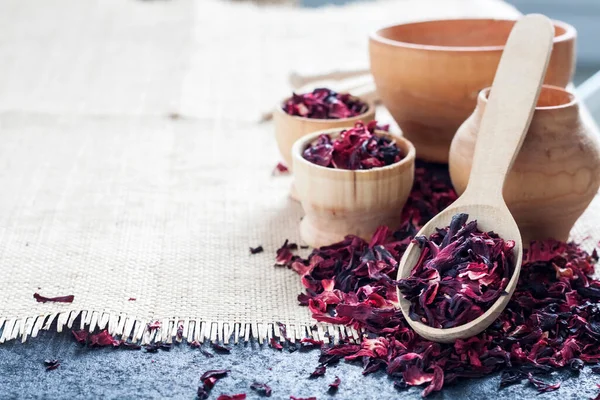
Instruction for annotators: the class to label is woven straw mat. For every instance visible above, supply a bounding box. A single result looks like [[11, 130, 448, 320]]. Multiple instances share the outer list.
[[1, 0, 595, 345]]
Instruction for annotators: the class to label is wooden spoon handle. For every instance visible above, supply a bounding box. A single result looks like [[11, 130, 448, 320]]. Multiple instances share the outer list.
[[464, 14, 554, 202]]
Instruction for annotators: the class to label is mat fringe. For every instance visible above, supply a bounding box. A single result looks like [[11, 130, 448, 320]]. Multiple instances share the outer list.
[[0, 311, 363, 345]]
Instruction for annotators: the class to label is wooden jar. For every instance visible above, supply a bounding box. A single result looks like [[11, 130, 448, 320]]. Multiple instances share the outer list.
[[369, 19, 576, 163], [292, 128, 415, 248], [449, 85, 600, 244]]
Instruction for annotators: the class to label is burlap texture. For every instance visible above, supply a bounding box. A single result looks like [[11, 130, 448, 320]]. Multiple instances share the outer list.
[[2, 0, 594, 344]]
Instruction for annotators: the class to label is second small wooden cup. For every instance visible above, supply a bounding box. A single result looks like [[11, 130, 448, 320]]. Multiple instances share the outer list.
[[292, 128, 416, 248]]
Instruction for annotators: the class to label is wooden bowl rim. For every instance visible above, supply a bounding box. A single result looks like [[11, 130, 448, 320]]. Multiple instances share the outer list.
[[479, 84, 577, 110], [292, 127, 416, 175], [370, 18, 576, 52], [274, 95, 376, 124]]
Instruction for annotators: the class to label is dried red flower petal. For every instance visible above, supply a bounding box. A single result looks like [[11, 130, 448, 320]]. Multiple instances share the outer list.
[[33, 293, 74, 303], [270, 338, 283, 350], [175, 323, 184, 340], [275, 240, 299, 266], [120, 341, 142, 350], [147, 321, 161, 330], [89, 330, 120, 347], [197, 388, 210, 400], [302, 121, 402, 170], [128, 298, 136, 301], [72, 329, 88, 344], [282, 162, 600, 397], [250, 246, 264, 255], [282, 88, 368, 120], [145, 343, 171, 353], [290, 397, 317, 400], [250, 382, 272, 397], [422, 365, 444, 397], [527, 373, 561, 393], [201, 370, 230, 381], [328, 376, 341, 393], [217, 394, 246, 400], [44, 359, 60, 371], [272, 162, 289, 176], [300, 338, 324, 348], [277, 322, 288, 340], [397, 213, 515, 328], [309, 365, 326, 378], [199, 369, 230, 398], [212, 343, 231, 354]]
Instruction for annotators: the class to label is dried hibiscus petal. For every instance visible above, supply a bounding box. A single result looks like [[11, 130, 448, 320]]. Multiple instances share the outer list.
[[147, 321, 161, 330], [250, 245, 264, 255], [328, 376, 341, 393], [302, 121, 402, 170], [269, 338, 283, 350], [212, 343, 231, 354], [397, 213, 515, 328], [44, 359, 60, 371], [309, 365, 326, 378], [272, 162, 289, 176], [198, 369, 230, 399], [217, 394, 246, 400], [300, 338, 323, 347], [33, 293, 74, 303], [120, 341, 142, 350], [89, 330, 120, 347], [527, 373, 561, 393], [72, 329, 88, 344], [201, 370, 230, 381], [275, 240, 299, 267], [250, 382, 272, 397], [282, 88, 368, 120]]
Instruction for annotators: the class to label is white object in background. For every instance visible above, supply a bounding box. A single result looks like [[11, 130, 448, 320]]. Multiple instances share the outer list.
[[577, 70, 600, 123]]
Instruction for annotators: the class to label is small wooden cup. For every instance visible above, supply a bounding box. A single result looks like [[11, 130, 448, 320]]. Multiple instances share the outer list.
[[274, 97, 376, 200], [292, 128, 415, 248]]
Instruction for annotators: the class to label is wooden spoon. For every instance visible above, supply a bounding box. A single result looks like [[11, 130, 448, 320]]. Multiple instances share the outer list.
[[396, 14, 554, 343]]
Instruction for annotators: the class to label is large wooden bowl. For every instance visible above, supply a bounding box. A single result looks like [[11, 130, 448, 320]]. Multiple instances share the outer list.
[[369, 18, 576, 163], [292, 128, 415, 248]]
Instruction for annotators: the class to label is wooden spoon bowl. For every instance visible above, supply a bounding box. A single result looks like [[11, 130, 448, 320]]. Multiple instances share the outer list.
[[397, 201, 523, 342], [396, 14, 554, 343]]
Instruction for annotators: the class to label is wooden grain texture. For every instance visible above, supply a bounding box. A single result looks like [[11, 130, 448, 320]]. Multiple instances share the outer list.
[[450, 85, 600, 244], [292, 129, 415, 248], [369, 18, 576, 163], [396, 14, 554, 343]]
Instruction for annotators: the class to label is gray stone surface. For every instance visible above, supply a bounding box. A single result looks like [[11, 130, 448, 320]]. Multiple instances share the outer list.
[[0, 331, 598, 399]]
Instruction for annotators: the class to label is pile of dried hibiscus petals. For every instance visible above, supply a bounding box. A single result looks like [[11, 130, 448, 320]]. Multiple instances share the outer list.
[[282, 88, 368, 120], [277, 161, 600, 397], [302, 121, 401, 170]]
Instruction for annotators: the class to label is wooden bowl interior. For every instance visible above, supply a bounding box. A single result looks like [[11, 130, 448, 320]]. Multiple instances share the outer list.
[[376, 19, 567, 48], [481, 85, 575, 109]]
